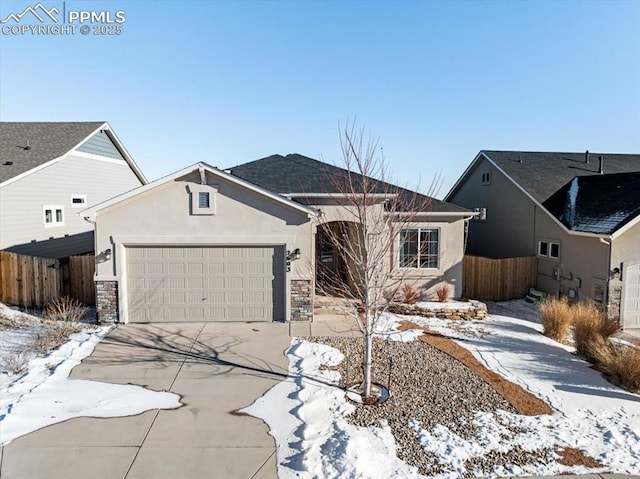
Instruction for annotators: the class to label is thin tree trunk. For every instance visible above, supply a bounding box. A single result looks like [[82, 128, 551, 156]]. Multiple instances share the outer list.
[[363, 314, 373, 398]]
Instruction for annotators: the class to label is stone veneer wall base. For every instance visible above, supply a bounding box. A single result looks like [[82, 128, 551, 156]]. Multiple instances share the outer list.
[[291, 279, 313, 321], [96, 280, 118, 324]]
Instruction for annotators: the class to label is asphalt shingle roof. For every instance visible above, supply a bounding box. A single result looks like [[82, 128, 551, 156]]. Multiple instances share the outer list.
[[228, 153, 469, 213], [0, 122, 105, 183], [482, 150, 640, 203], [542, 173, 640, 235]]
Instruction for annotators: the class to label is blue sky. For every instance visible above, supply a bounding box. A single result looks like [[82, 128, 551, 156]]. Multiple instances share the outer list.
[[1, 0, 638, 197]]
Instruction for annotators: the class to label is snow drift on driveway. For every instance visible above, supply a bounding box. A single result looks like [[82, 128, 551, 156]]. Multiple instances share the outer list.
[[1, 327, 182, 445]]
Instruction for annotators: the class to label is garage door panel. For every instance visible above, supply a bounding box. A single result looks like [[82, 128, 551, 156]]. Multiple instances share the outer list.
[[127, 246, 284, 323], [168, 278, 186, 289], [227, 291, 244, 303], [208, 277, 224, 288], [226, 248, 243, 258], [168, 263, 184, 274], [227, 263, 243, 274], [187, 277, 204, 289], [209, 291, 225, 302], [169, 292, 186, 303]]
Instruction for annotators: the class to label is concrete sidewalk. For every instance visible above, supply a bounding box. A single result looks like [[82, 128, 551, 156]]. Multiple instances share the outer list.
[[0, 321, 290, 479]]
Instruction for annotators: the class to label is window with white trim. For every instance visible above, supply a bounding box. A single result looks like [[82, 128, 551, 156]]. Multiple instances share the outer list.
[[71, 194, 87, 208], [44, 205, 64, 226], [399, 228, 439, 269], [538, 240, 560, 259]]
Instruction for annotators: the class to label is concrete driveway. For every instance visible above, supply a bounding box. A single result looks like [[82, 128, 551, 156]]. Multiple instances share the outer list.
[[0, 321, 290, 479]]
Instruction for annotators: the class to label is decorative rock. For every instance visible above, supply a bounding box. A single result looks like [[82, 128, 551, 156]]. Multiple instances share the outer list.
[[387, 300, 488, 321], [312, 336, 550, 476]]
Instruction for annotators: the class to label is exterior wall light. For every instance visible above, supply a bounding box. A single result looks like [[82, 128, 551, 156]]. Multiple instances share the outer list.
[[287, 248, 301, 261]]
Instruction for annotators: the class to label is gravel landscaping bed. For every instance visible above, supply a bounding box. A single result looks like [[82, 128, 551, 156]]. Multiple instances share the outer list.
[[313, 336, 553, 476]]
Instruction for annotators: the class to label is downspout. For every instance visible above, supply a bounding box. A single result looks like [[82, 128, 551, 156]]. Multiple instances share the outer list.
[[462, 215, 475, 253]]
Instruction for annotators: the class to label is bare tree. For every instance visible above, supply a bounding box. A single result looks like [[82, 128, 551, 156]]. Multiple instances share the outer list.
[[315, 122, 437, 401]]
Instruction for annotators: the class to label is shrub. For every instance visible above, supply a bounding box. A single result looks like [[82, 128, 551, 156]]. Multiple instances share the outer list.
[[400, 284, 419, 305], [44, 296, 88, 323], [0, 348, 30, 375], [572, 301, 618, 360], [587, 337, 640, 394], [435, 284, 450, 303], [539, 296, 572, 342], [34, 323, 84, 354]]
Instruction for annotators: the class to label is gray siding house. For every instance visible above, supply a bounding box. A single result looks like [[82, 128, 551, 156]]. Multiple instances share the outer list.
[[0, 122, 147, 258], [445, 150, 640, 330], [84, 155, 472, 324]]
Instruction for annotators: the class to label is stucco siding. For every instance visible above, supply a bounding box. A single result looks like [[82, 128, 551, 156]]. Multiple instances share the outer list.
[[534, 208, 609, 301], [448, 158, 535, 258], [0, 153, 142, 255], [389, 217, 466, 300], [611, 221, 640, 269], [94, 170, 314, 322]]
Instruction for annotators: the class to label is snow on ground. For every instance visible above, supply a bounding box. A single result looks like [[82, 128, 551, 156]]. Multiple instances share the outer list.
[[245, 300, 640, 478], [242, 339, 423, 479], [0, 307, 182, 445]]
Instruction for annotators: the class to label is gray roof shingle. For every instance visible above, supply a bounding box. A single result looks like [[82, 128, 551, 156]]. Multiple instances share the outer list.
[[228, 153, 469, 213], [482, 150, 640, 203], [1, 122, 105, 182]]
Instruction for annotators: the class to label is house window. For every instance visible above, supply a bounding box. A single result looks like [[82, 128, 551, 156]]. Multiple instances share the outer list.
[[538, 240, 560, 259], [400, 228, 439, 269], [481, 171, 491, 185], [44, 205, 64, 226], [71, 194, 87, 208]]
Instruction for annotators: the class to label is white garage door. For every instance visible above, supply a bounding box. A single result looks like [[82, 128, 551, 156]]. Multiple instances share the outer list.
[[126, 246, 285, 322], [623, 263, 640, 329]]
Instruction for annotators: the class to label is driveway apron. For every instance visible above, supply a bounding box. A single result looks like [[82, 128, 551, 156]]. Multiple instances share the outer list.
[[0, 321, 289, 479]]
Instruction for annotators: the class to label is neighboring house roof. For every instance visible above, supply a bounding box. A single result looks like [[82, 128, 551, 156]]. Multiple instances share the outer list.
[[82, 162, 318, 218], [542, 173, 640, 235], [228, 153, 470, 214], [0, 121, 147, 184], [480, 150, 639, 204], [446, 150, 640, 237]]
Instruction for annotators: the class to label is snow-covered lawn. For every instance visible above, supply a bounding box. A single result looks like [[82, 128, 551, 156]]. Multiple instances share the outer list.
[[244, 300, 640, 478], [0, 305, 181, 445]]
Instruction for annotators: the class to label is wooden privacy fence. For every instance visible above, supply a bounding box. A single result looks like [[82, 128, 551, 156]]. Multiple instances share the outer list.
[[464, 255, 537, 301], [0, 251, 95, 308]]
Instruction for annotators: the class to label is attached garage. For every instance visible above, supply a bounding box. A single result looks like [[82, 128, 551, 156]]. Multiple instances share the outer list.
[[86, 162, 315, 324], [623, 263, 640, 330], [126, 246, 285, 322]]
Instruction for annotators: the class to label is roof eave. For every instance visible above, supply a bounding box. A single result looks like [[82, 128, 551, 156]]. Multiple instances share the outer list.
[[611, 213, 640, 240], [443, 151, 486, 201], [80, 162, 318, 218]]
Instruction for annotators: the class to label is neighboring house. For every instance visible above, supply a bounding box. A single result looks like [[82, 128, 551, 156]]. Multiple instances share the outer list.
[[0, 122, 147, 258], [445, 150, 640, 330], [83, 154, 472, 324]]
